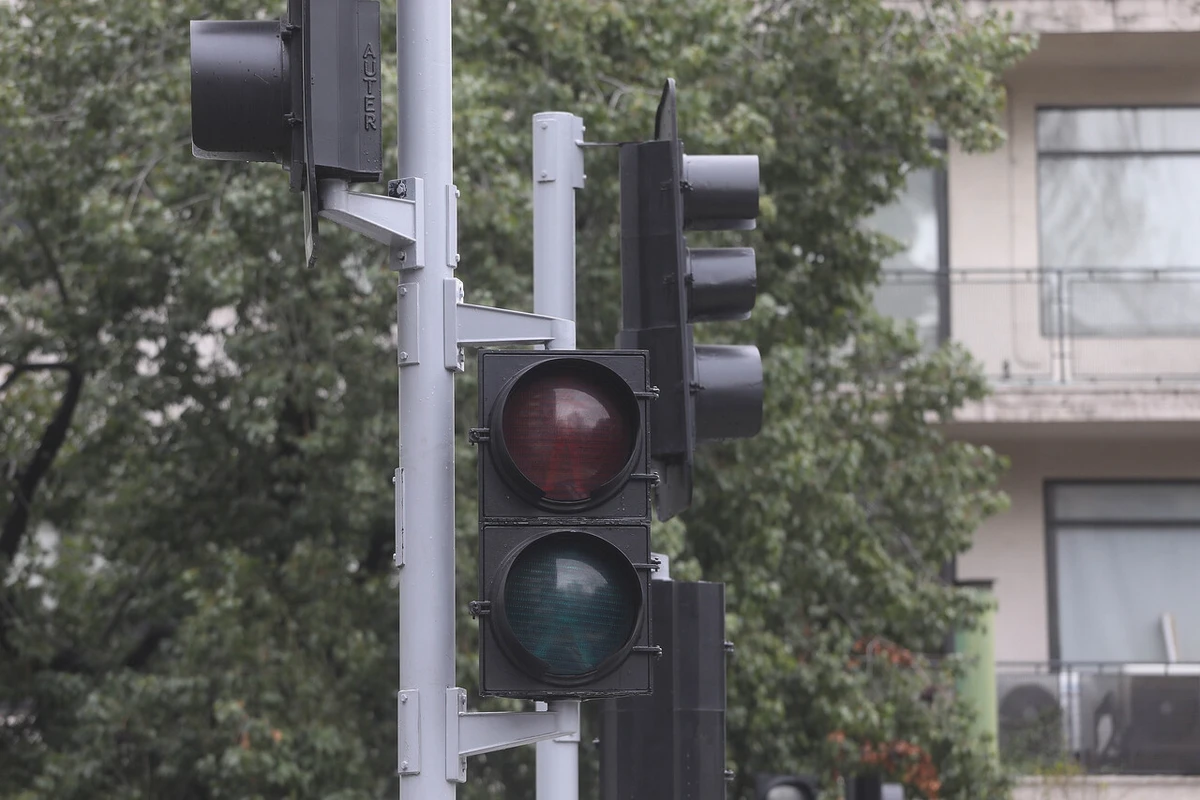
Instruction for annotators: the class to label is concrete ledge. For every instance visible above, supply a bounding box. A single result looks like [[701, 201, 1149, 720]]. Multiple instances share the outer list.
[[1015, 774, 1200, 800], [957, 385, 1200, 425]]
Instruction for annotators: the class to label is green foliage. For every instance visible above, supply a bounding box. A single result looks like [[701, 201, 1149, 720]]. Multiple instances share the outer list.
[[0, 0, 1028, 798]]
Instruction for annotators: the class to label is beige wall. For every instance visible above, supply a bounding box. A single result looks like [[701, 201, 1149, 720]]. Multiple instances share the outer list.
[[956, 434, 1200, 662]]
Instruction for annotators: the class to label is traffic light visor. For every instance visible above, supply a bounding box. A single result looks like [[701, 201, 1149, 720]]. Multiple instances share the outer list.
[[501, 532, 643, 679], [190, 20, 291, 162], [496, 360, 641, 506]]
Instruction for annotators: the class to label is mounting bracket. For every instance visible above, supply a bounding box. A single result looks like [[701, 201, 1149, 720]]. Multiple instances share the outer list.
[[442, 278, 574, 371], [444, 689, 579, 783], [317, 178, 425, 269]]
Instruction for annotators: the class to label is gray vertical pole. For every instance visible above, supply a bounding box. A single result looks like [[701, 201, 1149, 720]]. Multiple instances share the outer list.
[[395, 0, 457, 798], [532, 111, 586, 800]]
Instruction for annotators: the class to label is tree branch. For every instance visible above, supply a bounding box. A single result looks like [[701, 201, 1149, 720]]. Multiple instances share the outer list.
[[122, 621, 176, 670], [1, 362, 83, 562], [26, 218, 71, 308], [0, 360, 74, 395]]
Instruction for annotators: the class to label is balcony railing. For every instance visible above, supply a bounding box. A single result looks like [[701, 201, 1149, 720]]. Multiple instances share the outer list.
[[877, 268, 1200, 385], [997, 661, 1200, 775]]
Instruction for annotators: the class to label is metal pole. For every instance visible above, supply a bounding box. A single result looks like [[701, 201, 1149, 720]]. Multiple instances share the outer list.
[[532, 110, 586, 800], [396, 0, 456, 797]]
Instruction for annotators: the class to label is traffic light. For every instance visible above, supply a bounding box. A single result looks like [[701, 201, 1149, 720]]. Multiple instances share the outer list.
[[472, 350, 658, 699], [754, 774, 818, 800], [190, 0, 383, 264], [600, 580, 729, 800], [845, 775, 906, 800], [754, 774, 906, 800], [616, 79, 763, 521]]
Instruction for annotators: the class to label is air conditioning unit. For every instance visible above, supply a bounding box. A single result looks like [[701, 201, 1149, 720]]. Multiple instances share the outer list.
[[1117, 665, 1200, 774], [997, 672, 1069, 764]]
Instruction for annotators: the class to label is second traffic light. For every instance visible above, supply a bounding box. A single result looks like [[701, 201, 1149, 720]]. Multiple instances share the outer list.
[[190, 0, 383, 264], [617, 79, 764, 521], [472, 350, 659, 699]]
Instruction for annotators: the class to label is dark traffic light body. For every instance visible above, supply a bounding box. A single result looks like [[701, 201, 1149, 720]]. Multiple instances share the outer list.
[[617, 80, 764, 521], [473, 350, 659, 699], [601, 580, 729, 800], [755, 774, 819, 800], [190, 0, 382, 264]]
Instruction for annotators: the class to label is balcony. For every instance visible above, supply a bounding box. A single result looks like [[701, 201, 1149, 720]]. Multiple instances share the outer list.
[[881, 0, 1200, 35], [997, 661, 1200, 776], [879, 268, 1200, 384]]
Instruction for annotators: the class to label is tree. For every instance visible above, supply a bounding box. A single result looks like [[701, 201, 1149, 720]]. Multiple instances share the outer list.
[[0, 0, 1028, 797]]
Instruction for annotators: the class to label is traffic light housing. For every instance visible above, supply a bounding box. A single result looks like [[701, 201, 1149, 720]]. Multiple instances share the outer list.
[[600, 580, 730, 800], [472, 350, 659, 699], [617, 79, 763, 521], [190, 0, 383, 264], [754, 774, 818, 800]]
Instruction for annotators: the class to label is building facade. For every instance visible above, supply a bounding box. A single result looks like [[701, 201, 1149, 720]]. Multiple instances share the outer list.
[[876, 2, 1200, 794]]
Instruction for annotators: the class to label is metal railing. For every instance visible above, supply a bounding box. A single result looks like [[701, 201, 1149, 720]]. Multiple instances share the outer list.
[[877, 268, 1200, 385], [996, 660, 1200, 775]]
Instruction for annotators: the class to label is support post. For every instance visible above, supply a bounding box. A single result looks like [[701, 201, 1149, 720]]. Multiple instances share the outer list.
[[955, 579, 998, 757], [394, 0, 457, 797], [531, 110, 586, 800]]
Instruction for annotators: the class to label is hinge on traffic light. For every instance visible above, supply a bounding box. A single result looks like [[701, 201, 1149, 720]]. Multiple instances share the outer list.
[[631, 472, 659, 485], [633, 387, 660, 400], [468, 600, 491, 618], [632, 645, 663, 658], [468, 427, 489, 444]]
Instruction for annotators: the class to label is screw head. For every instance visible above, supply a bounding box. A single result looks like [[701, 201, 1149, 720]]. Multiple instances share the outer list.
[[399, 352, 409, 362]]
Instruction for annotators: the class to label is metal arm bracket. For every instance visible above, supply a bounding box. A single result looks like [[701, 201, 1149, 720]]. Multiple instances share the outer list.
[[445, 688, 580, 782], [443, 278, 574, 371], [318, 178, 425, 269]]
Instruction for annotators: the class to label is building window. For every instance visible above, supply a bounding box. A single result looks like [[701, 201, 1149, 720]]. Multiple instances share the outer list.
[[1037, 107, 1200, 337], [1047, 482, 1200, 662], [868, 137, 949, 350]]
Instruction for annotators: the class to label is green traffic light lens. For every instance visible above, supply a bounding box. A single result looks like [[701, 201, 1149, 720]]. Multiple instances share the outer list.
[[503, 533, 641, 678]]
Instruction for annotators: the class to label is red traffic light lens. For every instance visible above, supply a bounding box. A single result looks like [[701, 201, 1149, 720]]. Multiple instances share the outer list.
[[500, 362, 638, 503]]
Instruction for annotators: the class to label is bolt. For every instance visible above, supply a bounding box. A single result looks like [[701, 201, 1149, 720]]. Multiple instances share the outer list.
[[400, 694, 408, 703], [400, 287, 407, 296], [398, 251, 407, 263], [455, 253, 461, 264], [540, 170, 548, 178], [540, 121, 548, 129], [401, 760, 409, 771], [399, 352, 409, 362]]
